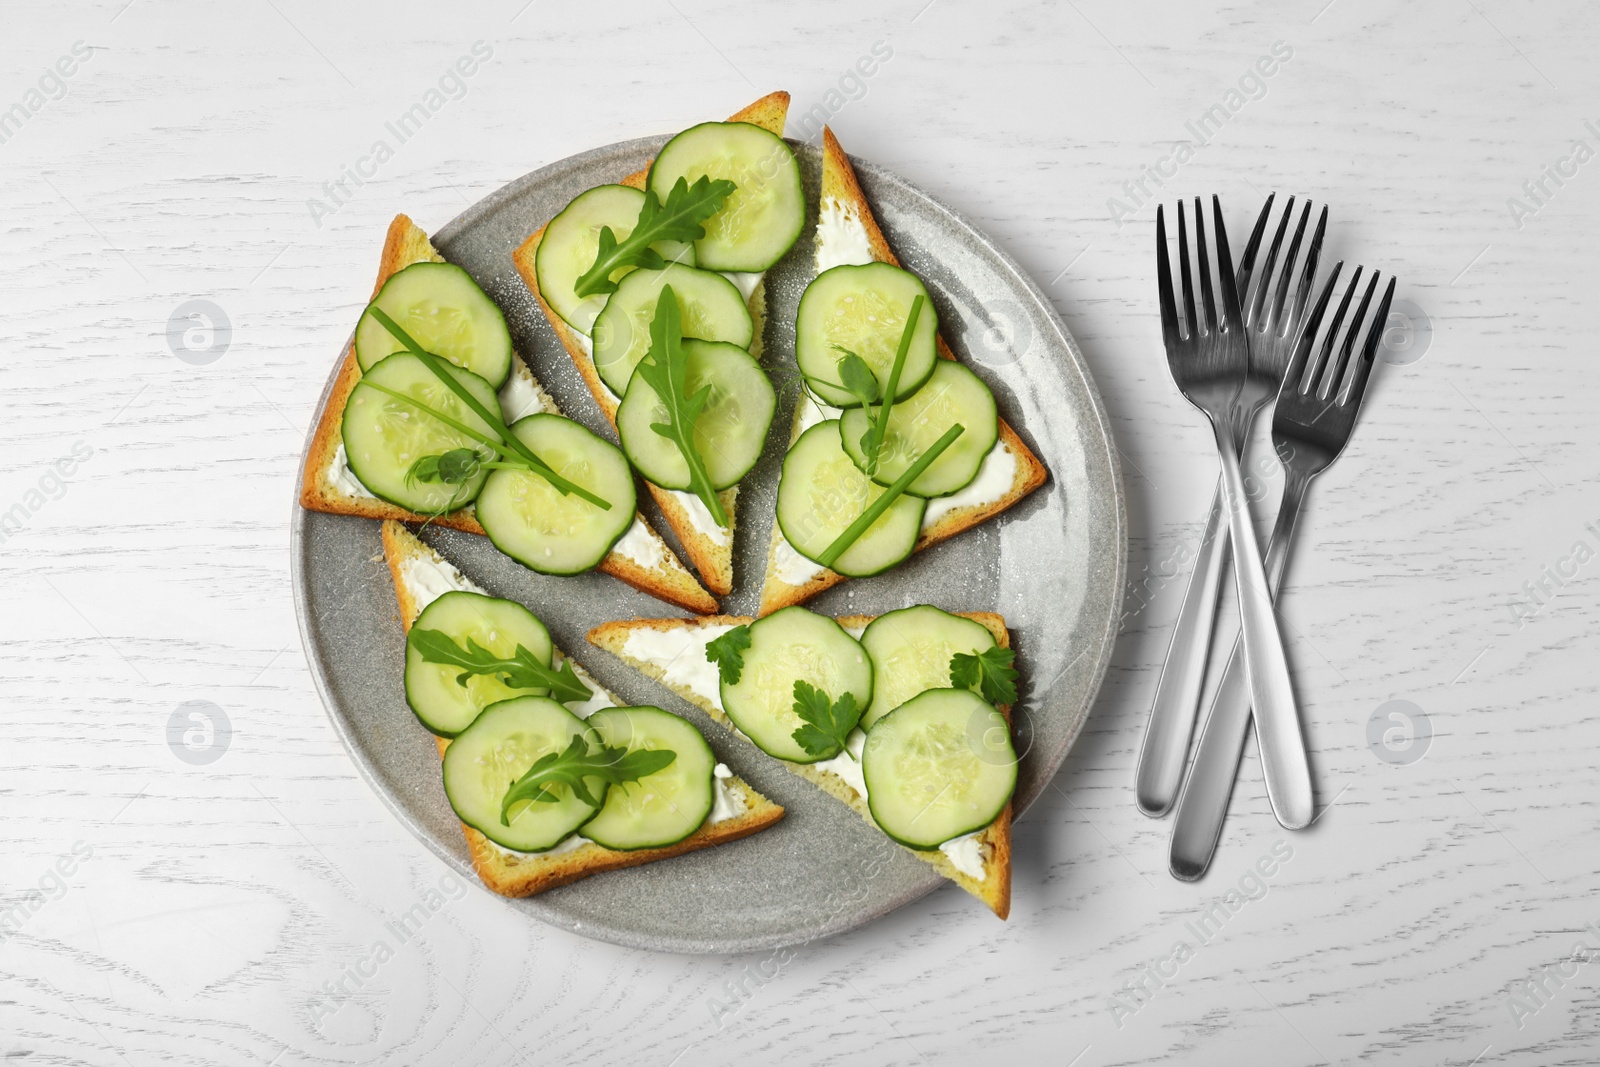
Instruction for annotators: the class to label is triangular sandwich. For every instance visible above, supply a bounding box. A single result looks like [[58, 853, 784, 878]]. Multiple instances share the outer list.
[[512, 92, 793, 596], [381, 520, 783, 897], [300, 215, 718, 615], [588, 610, 1014, 917], [758, 127, 1049, 615]]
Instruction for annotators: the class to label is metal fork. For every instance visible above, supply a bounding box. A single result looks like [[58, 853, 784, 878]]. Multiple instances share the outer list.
[[1170, 264, 1397, 878], [1152, 195, 1312, 831], [1137, 195, 1326, 817]]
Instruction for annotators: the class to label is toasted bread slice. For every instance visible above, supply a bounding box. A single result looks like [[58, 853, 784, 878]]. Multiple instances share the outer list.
[[380, 520, 783, 898], [512, 92, 792, 596], [300, 215, 718, 615], [757, 127, 1050, 615], [587, 612, 1013, 918]]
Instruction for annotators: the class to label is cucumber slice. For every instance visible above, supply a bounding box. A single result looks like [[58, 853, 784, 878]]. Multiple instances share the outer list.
[[858, 606, 998, 730], [648, 121, 804, 272], [775, 420, 925, 578], [355, 262, 512, 388], [719, 606, 874, 763], [341, 351, 501, 514], [535, 185, 696, 335], [441, 696, 602, 853], [580, 706, 716, 850], [839, 362, 1000, 497], [862, 688, 1016, 850], [591, 264, 754, 397], [796, 263, 938, 408], [405, 591, 555, 737], [475, 413, 638, 575], [616, 339, 776, 491]]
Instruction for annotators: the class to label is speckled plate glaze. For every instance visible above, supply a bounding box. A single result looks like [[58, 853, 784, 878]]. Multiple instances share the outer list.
[[291, 136, 1126, 954]]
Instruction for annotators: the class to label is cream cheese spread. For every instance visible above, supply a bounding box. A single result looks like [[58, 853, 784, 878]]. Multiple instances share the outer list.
[[669, 489, 731, 546], [815, 196, 875, 271], [938, 831, 988, 880], [611, 517, 668, 572], [618, 623, 734, 708], [921, 440, 1017, 530]]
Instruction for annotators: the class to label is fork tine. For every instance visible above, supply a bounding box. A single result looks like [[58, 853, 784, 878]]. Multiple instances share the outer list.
[[1251, 195, 1294, 331], [1156, 205, 1181, 349], [1311, 266, 1364, 399], [1321, 269, 1379, 401], [1194, 197, 1218, 334], [1286, 205, 1328, 334], [1266, 199, 1308, 336], [1284, 261, 1343, 396], [1342, 276, 1396, 407], [1211, 195, 1244, 334], [1235, 193, 1275, 312], [1177, 201, 1198, 340]]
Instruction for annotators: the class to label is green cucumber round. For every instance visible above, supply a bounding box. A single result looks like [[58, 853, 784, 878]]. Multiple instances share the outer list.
[[615, 339, 776, 491], [775, 420, 925, 578], [839, 362, 1000, 496], [475, 413, 637, 575], [862, 687, 1016, 850], [405, 591, 555, 738], [796, 263, 938, 408], [441, 696, 602, 853], [647, 121, 804, 272], [591, 264, 754, 397], [535, 185, 696, 335], [341, 351, 500, 514], [580, 706, 716, 850], [719, 606, 873, 763], [858, 606, 997, 729], [355, 261, 512, 388]]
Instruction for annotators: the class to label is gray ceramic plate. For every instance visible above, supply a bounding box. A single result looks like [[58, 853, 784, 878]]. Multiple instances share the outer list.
[[291, 136, 1126, 954]]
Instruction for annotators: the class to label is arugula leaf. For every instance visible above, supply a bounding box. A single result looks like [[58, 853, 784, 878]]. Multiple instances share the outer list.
[[499, 732, 676, 824], [633, 288, 728, 526], [409, 628, 594, 704], [573, 175, 736, 299], [704, 624, 752, 686], [950, 646, 1019, 706], [366, 308, 612, 511], [815, 422, 964, 569], [789, 680, 863, 759]]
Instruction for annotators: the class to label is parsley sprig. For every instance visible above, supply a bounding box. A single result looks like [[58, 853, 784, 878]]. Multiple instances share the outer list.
[[634, 288, 727, 526], [790, 680, 863, 759], [409, 628, 593, 704], [704, 624, 752, 686], [499, 732, 676, 825], [364, 308, 612, 511], [573, 176, 736, 298], [950, 646, 1019, 706]]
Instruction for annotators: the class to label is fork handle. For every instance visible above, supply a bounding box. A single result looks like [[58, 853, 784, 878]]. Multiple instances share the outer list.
[[1212, 421, 1313, 830], [1169, 473, 1308, 879], [1135, 476, 1232, 816]]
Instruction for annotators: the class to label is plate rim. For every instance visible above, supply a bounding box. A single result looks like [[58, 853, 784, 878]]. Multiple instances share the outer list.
[[290, 134, 1127, 953]]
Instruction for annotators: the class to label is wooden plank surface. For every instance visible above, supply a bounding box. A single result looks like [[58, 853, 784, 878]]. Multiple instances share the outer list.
[[2, 0, 1598, 1063]]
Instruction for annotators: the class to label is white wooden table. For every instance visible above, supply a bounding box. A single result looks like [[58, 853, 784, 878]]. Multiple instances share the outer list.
[[4, 0, 1598, 1062]]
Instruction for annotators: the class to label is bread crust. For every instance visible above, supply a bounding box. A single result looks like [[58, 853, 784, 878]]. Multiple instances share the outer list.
[[756, 128, 1050, 616], [298, 215, 718, 615], [510, 91, 792, 596], [380, 520, 783, 898], [587, 611, 1014, 918]]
